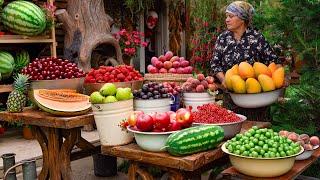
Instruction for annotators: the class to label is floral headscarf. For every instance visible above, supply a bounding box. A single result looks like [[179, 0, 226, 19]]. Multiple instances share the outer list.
[[226, 1, 255, 25]]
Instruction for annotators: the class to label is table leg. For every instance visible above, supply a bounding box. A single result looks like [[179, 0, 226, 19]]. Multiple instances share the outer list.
[[33, 126, 82, 180], [128, 161, 153, 180]]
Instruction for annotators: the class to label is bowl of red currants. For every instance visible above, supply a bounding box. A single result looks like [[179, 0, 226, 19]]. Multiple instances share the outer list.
[[21, 57, 86, 94]]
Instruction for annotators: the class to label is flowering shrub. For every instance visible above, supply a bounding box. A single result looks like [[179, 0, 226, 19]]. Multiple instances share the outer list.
[[190, 18, 220, 76], [114, 29, 148, 58]]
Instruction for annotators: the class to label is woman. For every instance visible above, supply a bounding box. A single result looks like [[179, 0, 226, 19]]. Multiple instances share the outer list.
[[210, 1, 282, 87]]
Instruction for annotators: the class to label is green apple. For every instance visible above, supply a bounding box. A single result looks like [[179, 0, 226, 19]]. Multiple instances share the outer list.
[[100, 83, 117, 96], [103, 96, 118, 103], [90, 91, 105, 104], [116, 87, 132, 100]]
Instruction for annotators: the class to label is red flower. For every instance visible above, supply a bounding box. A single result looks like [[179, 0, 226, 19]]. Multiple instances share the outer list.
[[114, 29, 148, 58]]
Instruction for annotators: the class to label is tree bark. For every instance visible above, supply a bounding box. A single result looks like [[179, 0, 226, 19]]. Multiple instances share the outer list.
[[56, 0, 123, 72]]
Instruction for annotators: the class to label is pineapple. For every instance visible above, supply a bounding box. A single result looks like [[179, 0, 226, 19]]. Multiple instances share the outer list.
[[7, 74, 30, 112]]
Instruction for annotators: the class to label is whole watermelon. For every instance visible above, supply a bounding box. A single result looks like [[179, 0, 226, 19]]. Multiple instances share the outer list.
[[0, 51, 14, 79], [1, 1, 47, 36], [14, 50, 30, 72]]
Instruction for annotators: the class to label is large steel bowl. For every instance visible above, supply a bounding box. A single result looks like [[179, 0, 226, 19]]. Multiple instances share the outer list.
[[193, 114, 247, 139], [221, 143, 304, 177], [83, 80, 143, 95], [229, 88, 283, 108]]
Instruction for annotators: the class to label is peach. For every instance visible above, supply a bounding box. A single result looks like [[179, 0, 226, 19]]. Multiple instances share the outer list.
[[304, 144, 313, 151], [163, 61, 173, 69], [297, 139, 305, 146], [159, 55, 166, 62], [208, 84, 218, 91], [197, 74, 205, 81], [200, 80, 208, 89], [196, 84, 205, 92], [279, 130, 289, 137], [287, 132, 299, 142], [310, 136, 320, 146], [164, 51, 173, 61], [206, 76, 215, 84], [299, 134, 310, 144]]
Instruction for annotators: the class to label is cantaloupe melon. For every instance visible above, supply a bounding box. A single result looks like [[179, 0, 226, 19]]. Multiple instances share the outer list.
[[33, 89, 91, 116]]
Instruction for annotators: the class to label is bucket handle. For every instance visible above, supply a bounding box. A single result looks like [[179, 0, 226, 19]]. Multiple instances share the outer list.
[[92, 104, 103, 111], [168, 93, 175, 104]]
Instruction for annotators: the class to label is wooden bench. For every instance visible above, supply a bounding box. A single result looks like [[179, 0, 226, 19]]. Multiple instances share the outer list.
[[102, 121, 271, 179], [219, 147, 320, 180]]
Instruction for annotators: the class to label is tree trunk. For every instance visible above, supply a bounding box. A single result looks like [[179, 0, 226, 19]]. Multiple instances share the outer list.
[[55, 0, 123, 72]]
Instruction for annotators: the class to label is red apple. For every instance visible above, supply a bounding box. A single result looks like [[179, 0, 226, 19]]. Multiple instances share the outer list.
[[172, 61, 180, 68], [182, 67, 190, 74], [153, 112, 170, 130], [165, 51, 174, 61], [168, 120, 182, 131], [155, 61, 164, 69], [136, 114, 154, 132], [159, 68, 168, 73], [168, 68, 177, 73], [169, 113, 176, 121], [179, 57, 185, 61], [176, 67, 184, 74], [127, 111, 144, 126], [148, 65, 158, 74], [176, 108, 193, 127], [166, 111, 175, 116], [170, 56, 180, 63], [159, 55, 166, 62], [180, 60, 190, 67], [151, 57, 158, 66], [185, 66, 193, 74], [163, 61, 173, 69]]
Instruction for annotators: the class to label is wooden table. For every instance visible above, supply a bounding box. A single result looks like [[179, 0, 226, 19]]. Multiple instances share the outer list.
[[102, 121, 271, 179], [0, 107, 95, 180], [220, 147, 320, 180]]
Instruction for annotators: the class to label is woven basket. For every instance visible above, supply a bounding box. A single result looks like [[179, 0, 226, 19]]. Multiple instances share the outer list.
[[144, 73, 193, 85]]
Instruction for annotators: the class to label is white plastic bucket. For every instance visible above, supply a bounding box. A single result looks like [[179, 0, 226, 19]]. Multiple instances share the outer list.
[[92, 99, 134, 146], [183, 92, 216, 111], [134, 98, 171, 115]]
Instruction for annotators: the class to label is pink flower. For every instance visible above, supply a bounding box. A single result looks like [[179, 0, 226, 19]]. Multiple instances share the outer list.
[[142, 42, 148, 47], [125, 41, 131, 46]]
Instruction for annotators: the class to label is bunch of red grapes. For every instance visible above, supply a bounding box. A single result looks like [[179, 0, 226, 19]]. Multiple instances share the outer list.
[[21, 57, 86, 80]]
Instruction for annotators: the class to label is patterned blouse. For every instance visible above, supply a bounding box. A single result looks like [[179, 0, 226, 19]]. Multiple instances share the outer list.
[[210, 28, 281, 74]]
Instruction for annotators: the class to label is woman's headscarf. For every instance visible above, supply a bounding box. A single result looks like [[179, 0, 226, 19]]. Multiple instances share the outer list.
[[226, 1, 255, 25]]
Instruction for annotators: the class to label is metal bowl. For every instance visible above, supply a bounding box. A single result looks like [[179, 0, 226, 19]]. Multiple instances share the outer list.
[[193, 114, 247, 139], [221, 143, 304, 177], [295, 145, 319, 160], [229, 88, 283, 108], [127, 126, 178, 152], [83, 80, 143, 95]]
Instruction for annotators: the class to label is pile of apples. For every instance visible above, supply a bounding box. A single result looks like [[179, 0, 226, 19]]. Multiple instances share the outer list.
[[279, 130, 320, 151], [181, 74, 218, 93], [84, 65, 143, 83], [147, 51, 193, 74], [127, 108, 193, 132]]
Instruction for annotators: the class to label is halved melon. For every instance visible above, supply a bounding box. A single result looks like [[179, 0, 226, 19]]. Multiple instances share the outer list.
[[33, 89, 91, 116]]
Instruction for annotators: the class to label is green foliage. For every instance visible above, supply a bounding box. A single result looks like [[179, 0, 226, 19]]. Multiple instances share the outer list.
[[271, 69, 320, 135], [124, 0, 154, 14], [250, 0, 320, 67]]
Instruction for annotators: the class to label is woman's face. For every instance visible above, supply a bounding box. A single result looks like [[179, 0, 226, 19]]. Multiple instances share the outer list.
[[225, 13, 245, 32]]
